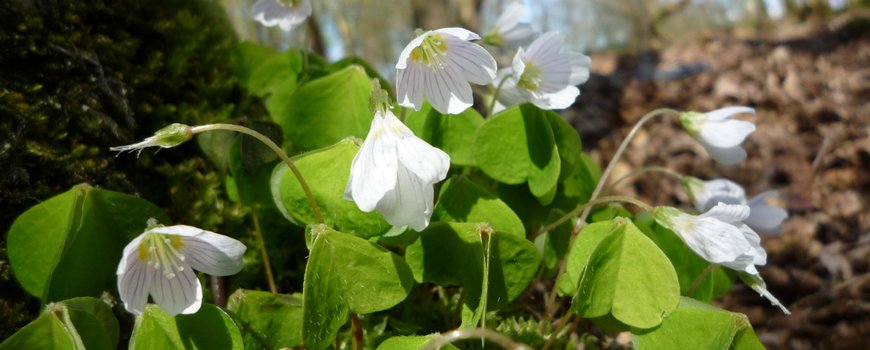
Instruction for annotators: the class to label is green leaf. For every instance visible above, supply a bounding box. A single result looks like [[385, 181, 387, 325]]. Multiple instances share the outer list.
[[246, 50, 301, 97], [405, 222, 541, 311], [632, 297, 764, 350], [0, 297, 119, 350], [0, 309, 76, 350], [302, 227, 415, 350], [62, 297, 120, 350], [634, 213, 735, 301], [546, 112, 582, 180], [326, 56, 393, 96], [269, 65, 374, 150], [130, 304, 243, 350], [433, 177, 525, 237], [235, 42, 280, 86], [270, 139, 391, 237], [404, 103, 485, 166], [572, 218, 680, 329], [556, 220, 618, 296], [473, 104, 561, 200], [226, 122, 284, 207], [7, 184, 170, 301], [376, 335, 459, 350], [227, 289, 303, 349]]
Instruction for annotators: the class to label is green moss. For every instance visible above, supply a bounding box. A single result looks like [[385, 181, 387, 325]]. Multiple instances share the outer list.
[[0, 0, 263, 338]]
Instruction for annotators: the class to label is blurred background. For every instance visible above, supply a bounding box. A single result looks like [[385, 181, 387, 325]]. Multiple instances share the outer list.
[[2, 0, 867, 348]]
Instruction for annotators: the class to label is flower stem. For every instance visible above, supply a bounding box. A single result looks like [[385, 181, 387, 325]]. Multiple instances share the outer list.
[[604, 166, 685, 194], [190, 123, 324, 224], [251, 209, 278, 294], [488, 74, 512, 117], [351, 313, 363, 350], [422, 328, 531, 350], [540, 311, 573, 350], [687, 263, 719, 296], [571, 108, 678, 234], [531, 195, 652, 241]]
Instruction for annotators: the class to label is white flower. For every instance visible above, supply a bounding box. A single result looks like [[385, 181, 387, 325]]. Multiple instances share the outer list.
[[655, 204, 790, 314], [252, 0, 312, 32], [496, 32, 591, 110], [679, 106, 756, 165], [682, 177, 788, 234], [653, 204, 766, 275], [483, 1, 536, 48], [396, 28, 497, 115], [345, 108, 450, 231], [117, 222, 246, 316]]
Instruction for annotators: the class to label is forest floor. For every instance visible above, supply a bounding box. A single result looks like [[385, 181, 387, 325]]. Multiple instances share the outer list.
[[566, 16, 869, 350]]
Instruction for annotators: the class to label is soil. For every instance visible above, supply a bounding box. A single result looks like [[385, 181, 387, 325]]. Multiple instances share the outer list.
[[564, 16, 869, 350]]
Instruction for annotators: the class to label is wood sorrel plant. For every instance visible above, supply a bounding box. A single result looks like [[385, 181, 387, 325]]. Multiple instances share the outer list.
[[3, 3, 790, 350]]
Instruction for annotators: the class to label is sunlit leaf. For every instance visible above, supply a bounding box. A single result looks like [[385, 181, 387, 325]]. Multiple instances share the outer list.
[[302, 227, 414, 350], [270, 139, 391, 237], [433, 177, 525, 237], [7, 184, 170, 301], [227, 289, 303, 349], [404, 102, 484, 166], [129, 304, 243, 349]]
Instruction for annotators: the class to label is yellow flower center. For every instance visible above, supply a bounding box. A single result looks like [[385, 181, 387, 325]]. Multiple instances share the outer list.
[[517, 61, 542, 91], [138, 232, 186, 279], [410, 34, 448, 67]]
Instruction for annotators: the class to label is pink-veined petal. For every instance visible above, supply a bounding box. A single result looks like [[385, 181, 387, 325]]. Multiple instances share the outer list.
[[178, 231, 246, 276], [149, 262, 202, 316], [522, 32, 564, 62], [494, 1, 525, 31], [443, 37, 497, 84], [396, 33, 429, 70], [530, 85, 579, 110], [117, 256, 153, 316]]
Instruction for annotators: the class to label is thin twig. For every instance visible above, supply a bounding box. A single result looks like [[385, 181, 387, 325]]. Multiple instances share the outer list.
[[251, 209, 278, 294]]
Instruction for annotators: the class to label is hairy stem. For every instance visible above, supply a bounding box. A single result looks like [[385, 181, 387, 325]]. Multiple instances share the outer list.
[[604, 166, 685, 194], [422, 328, 530, 350], [572, 108, 679, 234], [351, 313, 363, 350], [488, 74, 512, 117], [252, 210, 278, 294], [190, 124, 323, 223]]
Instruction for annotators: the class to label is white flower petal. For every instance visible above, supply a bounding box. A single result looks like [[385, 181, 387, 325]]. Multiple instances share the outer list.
[[675, 215, 753, 264], [375, 164, 433, 232], [739, 224, 767, 265], [699, 119, 756, 148], [720, 253, 759, 274], [700, 202, 751, 224], [699, 140, 747, 165], [511, 48, 526, 79], [149, 262, 202, 316], [569, 52, 592, 85], [693, 178, 747, 212], [178, 232, 246, 276], [117, 257, 153, 316], [529, 85, 579, 110], [705, 106, 755, 121], [494, 1, 525, 30], [348, 116, 399, 211], [433, 27, 481, 41], [500, 24, 536, 47], [442, 37, 497, 84], [746, 191, 788, 234], [252, 0, 311, 31], [396, 34, 429, 70], [522, 32, 564, 61]]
